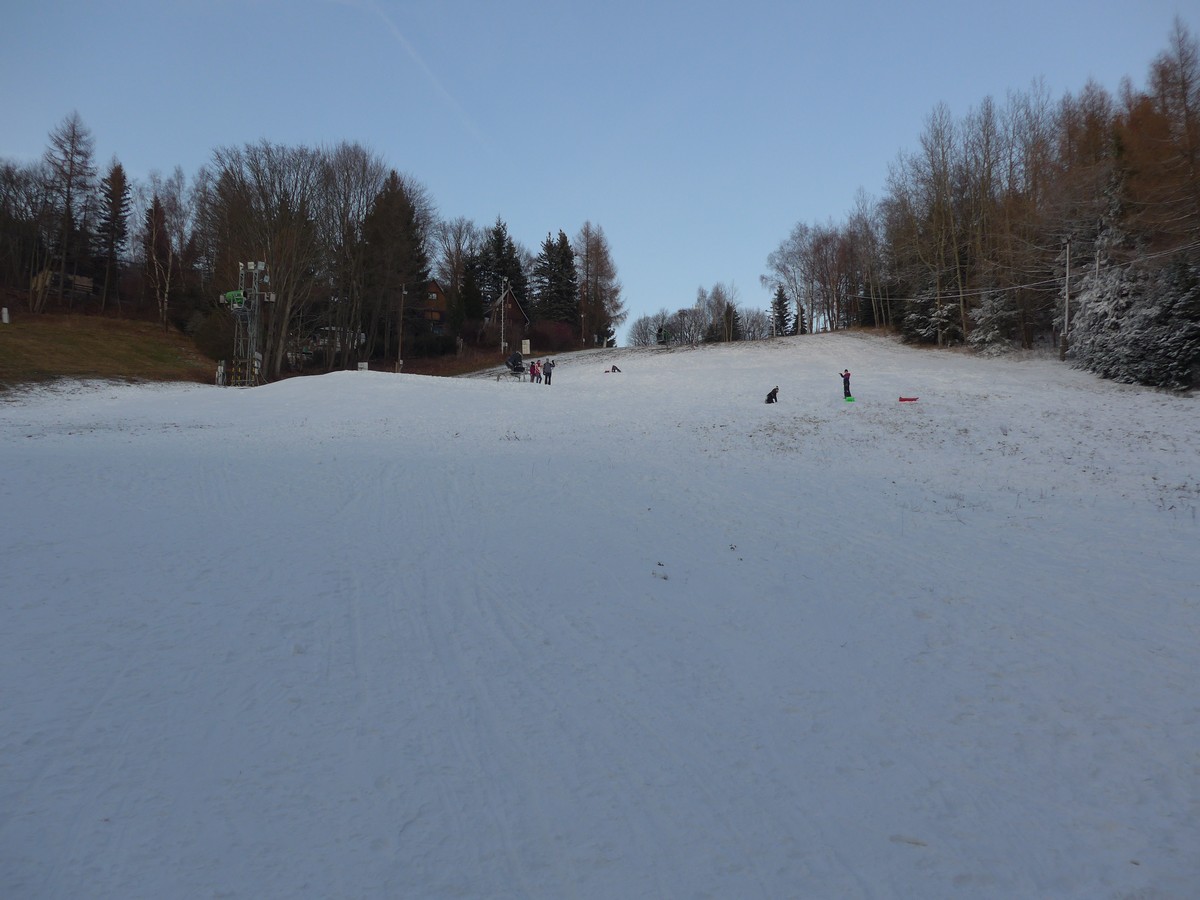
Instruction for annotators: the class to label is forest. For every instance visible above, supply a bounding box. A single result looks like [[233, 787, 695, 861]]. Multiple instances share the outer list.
[[0, 130, 625, 383], [629, 19, 1200, 390], [3, 19, 1198, 389]]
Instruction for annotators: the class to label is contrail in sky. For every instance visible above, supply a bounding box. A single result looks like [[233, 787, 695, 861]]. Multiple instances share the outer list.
[[330, 0, 485, 144]]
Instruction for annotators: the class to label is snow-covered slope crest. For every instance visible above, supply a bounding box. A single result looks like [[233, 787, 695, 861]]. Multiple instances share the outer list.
[[2, 333, 1197, 899]]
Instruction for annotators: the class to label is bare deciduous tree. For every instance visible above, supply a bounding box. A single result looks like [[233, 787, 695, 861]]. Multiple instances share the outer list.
[[762, 222, 812, 334], [203, 142, 325, 381], [740, 307, 770, 341], [40, 111, 96, 312], [140, 167, 192, 331], [318, 142, 388, 367], [1, 161, 56, 301], [433, 215, 480, 334]]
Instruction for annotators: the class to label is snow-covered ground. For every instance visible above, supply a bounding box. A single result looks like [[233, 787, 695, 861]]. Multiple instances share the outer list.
[[2, 332, 1197, 899]]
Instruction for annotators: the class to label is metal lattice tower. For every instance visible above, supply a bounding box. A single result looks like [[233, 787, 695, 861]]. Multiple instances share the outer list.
[[219, 262, 272, 387]]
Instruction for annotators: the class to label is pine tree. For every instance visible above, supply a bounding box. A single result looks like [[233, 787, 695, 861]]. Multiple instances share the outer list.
[[363, 170, 430, 365], [902, 291, 963, 345], [96, 159, 130, 313], [530, 230, 580, 328], [727, 303, 744, 341], [475, 218, 527, 310], [703, 302, 744, 342], [967, 291, 1017, 354], [793, 300, 806, 335], [1071, 257, 1200, 389], [528, 233, 554, 322], [460, 263, 484, 323], [770, 285, 790, 336]]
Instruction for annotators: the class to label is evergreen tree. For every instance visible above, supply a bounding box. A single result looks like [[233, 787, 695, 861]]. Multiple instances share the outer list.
[[95, 159, 130, 313], [902, 291, 963, 345], [530, 230, 580, 328], [528, 233, 553, 321], [770, 285, 791, 336], [703, 302, 744, 342], [793, 301, 807, 335], [459, 263, 484, 323], [727, 304, 744, 341], [1071, 256, 1200, 390], [475, 218, 527, 310], [363, 170, 430, 365], [968, 291, 1016, 353]]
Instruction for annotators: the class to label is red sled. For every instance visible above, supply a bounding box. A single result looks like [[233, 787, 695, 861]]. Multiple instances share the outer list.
[[899, 396, 919, 402]]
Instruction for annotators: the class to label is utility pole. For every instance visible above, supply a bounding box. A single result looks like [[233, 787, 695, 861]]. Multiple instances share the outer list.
[[396, 284, 406, 373], [499, 277, 508, 354], [1061, 237, 1071, 361]]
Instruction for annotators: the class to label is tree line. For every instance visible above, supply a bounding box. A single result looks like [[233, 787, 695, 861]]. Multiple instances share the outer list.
[[627, 282, 774, 347], [630, 18, 1199, 389], [1, 122, 626, 381]]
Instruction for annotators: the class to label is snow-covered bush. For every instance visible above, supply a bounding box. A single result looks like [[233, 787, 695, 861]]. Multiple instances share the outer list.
[[902, 290, 964, 346], [1070, 259, 1200, 390], [968, 291, 1017, 355]]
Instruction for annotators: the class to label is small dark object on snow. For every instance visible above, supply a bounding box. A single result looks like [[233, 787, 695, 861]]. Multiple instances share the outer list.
[[765, 386, 779, 404]]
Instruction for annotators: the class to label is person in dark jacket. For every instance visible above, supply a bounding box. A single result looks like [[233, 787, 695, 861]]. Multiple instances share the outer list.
[[840, 369, 852, 398]]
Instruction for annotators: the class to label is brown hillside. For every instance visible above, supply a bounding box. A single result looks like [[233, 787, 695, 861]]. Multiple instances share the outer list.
[[0, 308, 214, 390]]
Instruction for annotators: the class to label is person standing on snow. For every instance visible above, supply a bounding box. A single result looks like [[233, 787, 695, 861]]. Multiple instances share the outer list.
[[840, 369, 852, 398], [543, 359, 555, 385], [530, 359, 541, 383]]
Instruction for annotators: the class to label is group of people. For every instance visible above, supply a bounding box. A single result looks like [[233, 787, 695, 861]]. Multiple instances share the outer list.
[[529, 358, 554, 384], [764, 370, 852, 404], [504, 351, 556, 384]]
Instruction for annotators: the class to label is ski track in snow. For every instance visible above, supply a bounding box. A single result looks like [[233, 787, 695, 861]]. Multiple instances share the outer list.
[[1, 332, 1198, 899]]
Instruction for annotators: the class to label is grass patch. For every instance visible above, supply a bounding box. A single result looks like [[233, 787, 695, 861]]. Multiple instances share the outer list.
[[396, 346, 508, 377], [0, 311, 214, 390], [0, 306, 515, 390]]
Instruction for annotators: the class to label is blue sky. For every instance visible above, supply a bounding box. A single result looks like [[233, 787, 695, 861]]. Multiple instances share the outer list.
[[2, 0, 1190, 341]]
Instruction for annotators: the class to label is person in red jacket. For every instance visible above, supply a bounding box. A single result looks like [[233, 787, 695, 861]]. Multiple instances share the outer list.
[[840, 369, 851, 398]]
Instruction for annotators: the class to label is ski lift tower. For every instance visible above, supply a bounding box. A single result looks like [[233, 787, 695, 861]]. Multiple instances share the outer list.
[[219, 261, 274, 386]]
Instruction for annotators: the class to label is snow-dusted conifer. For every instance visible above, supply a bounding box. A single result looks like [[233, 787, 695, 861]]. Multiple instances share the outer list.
[[968, 291, 1017, 354], [903, 290, 963, 346], [1070, 257, 1200, 389]]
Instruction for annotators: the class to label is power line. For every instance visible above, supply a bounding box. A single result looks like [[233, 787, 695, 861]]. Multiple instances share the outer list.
[[849, 240, 1200, 304]]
